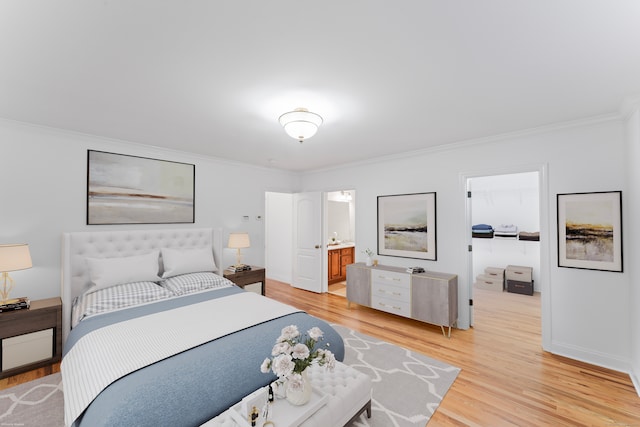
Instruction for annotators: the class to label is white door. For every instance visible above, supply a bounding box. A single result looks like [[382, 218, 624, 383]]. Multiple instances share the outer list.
[[292, 192, 324, 293]]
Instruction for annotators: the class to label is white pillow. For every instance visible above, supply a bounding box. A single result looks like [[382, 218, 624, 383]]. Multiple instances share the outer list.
[[86, 250, 161, 291], [161, 247, 218, 278]]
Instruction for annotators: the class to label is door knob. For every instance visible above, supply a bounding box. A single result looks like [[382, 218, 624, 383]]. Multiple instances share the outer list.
[[315, 245, 320, 249]]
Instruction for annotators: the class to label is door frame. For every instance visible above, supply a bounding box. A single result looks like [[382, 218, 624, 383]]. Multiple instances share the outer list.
[[461, 163, 551, 350]]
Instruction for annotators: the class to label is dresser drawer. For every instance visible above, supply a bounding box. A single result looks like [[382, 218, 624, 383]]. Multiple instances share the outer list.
[[506, 265, 532, 282], [371, 295, 411, 318], [372, 281, 410, 303], [371, 270, 410, 288]]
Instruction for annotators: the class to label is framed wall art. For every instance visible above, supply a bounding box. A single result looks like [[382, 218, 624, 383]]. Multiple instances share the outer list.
[[377, 192, 437, 261], [557, 191, 622, 272], [87, 150, 195, 225]]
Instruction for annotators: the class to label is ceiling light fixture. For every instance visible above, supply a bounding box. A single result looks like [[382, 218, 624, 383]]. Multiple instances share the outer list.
[[278, 108, 323, 143]]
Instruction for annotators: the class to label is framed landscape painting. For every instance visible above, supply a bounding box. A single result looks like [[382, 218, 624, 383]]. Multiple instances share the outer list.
[[557, 191, 622, 272], [377, 192, 437, 261], [87, 150, 195, 225]]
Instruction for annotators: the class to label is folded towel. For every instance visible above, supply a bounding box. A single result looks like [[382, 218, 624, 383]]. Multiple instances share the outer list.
[[494, 224, 517, 233], [518, 231, 540, 241], [472, 231, 494, 238], [472, 224, 493, 231]]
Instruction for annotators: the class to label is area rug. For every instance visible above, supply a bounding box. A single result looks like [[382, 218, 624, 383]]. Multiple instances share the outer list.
[[334, 324, 460, 427], [0, 373, 63, 427], [0, 326, 459, 427]]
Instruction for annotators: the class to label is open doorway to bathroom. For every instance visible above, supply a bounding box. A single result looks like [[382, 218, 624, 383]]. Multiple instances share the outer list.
[[327, 190, 355, 297]]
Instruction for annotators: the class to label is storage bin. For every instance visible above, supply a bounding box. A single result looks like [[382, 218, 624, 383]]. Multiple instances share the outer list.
[[506, 279, 534, 296], [2, 329, 53, 371], [484, 267, 505, 278], [475, 274, 503, 292], [505, 265, 533, 283]]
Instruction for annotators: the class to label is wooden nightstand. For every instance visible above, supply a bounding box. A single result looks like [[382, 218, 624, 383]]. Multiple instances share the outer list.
[[0, 297, 62, 379], [223, 266, 266, 296]]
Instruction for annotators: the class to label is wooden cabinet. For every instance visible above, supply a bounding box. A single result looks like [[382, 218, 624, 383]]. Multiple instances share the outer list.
[[346, 263, 458, 337], [411, 272, 458, 329], [328, 246, 354, 284], [328, 250, 341, 281], [0, 297, 62, 379]]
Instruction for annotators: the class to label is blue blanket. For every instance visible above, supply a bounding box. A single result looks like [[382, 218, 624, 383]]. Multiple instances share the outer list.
[[64, 287, 345, 427]]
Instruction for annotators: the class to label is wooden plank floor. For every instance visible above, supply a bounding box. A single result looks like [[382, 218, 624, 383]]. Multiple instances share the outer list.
[[267, 280, 640, 427], [2, 281, 638, 426]]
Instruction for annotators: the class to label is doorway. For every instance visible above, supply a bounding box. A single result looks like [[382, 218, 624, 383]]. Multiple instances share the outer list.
[[265, 189, 355, 295], [470, 172, 540, 290], [464, 166, 550, 349], [326, 190, 356, 297]]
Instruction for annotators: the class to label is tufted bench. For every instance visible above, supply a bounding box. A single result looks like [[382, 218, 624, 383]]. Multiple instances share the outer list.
[[203, 361, 372, 427]]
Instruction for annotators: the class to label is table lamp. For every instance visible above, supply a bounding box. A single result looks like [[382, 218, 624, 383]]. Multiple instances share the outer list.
[[0, 243, 32, 304], [228, 232, 250, 267]]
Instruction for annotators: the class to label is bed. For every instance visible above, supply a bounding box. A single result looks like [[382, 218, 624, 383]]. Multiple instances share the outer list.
[[60, 228, 345, 427]]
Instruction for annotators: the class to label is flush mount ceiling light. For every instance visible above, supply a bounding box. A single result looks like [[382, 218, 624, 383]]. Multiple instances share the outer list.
[[278, 108, 323, 143]]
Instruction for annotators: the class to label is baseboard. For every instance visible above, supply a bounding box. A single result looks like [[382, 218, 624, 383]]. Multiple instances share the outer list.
[[549, 340, 631, 374], [630, 370, 640, 397]]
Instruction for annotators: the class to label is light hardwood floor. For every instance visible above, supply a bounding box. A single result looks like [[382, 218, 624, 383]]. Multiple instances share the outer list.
[[2, 280, 639, 426], [266, 280, 640, 427]]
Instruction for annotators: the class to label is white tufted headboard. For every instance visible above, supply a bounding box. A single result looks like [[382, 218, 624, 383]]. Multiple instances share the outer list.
[[61, 227, 223, 343]]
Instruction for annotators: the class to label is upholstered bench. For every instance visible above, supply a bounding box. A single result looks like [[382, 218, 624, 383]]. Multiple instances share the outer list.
[[203, 361, 372, 427]]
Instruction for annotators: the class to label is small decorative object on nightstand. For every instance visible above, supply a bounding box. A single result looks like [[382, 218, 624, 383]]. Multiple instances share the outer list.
[[224, 266, 266, 296]]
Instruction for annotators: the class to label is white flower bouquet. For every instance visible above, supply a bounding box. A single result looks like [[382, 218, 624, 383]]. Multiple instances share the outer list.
[[260, 325, 336, 391]]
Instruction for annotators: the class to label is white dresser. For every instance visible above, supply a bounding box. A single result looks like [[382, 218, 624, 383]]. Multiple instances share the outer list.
[[346, 263, 458, 337], [370, 269, 412, 318]]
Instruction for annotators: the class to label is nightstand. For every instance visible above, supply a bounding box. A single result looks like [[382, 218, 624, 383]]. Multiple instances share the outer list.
[[0, 297, 62, 379], [223, 266, 266, 296]]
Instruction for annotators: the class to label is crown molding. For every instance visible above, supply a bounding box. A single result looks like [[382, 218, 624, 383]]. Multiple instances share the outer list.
[[304, 112, 622, 175], [619, 94, 640, 119], [0, 117, 300, 177]]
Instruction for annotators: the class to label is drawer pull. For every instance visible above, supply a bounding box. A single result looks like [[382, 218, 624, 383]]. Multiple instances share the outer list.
[[378, 289, 402, 296], [378, 302, 401, 310]]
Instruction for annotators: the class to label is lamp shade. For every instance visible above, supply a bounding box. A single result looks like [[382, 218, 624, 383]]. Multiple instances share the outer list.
[[228, 233, 250, 249], [0, 244, 32, 272], [279, 108, 323, 142]]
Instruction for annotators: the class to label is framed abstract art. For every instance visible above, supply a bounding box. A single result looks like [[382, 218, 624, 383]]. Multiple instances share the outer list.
[[557, 191, 622, 272], [87, 150, 195, 225], [377, 192, 437, 261]]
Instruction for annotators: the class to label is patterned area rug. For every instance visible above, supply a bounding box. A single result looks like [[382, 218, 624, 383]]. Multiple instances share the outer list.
[[0, 373, 63, 427], [334, 325, 460, 426], [0, 326, 459, 427]]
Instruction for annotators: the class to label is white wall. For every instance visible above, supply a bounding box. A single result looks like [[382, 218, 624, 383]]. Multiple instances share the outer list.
[[0, 119, 296, 301], [299, 117, 632, 373], [471, 172, 539, 232], [625, 100, 640, 392]]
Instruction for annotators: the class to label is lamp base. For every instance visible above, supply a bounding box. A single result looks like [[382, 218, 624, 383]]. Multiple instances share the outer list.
[[1, 272, 15, 305]]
